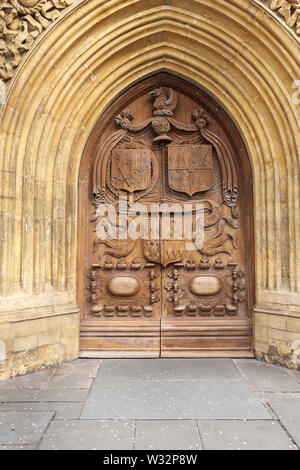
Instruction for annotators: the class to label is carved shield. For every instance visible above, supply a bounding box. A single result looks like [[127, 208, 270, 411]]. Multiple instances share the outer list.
[[111, 147, 152, 193], [143, 240, 185, 268], [168, 145, 213, 196], [143, 240, 161, 265]]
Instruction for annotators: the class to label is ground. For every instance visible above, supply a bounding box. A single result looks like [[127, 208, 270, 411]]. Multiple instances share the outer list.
[[0, 358, 299, 450]]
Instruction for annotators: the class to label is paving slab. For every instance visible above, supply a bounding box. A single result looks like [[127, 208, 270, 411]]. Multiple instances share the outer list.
[[0, 389, 40, 402], [38, 420, 135, 450], [256, 392, 300, 402], [267, 398, 300, 448], [289, 369, 300, 383], [235, 359, 300, 392], [0, 388, 89, 402], [0, 411, 54, 445], [255, 402, 279, 420], [54, 359, 102, 379], [135, 420, 202, 450], [46, 374, 93, 389], [1, 358, 298, 451], [0, 444, 38, 450], [0, 368, 55, 389], [96, 359, 242, 382], [35, 388, 89, 402], [197, 420, 296, 450], [0, 402, 85, 420], [81, 379, 271, 420]]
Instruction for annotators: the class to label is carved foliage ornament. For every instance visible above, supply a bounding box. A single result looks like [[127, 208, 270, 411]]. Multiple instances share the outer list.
[[1, 2, 298, 82], [265, 0, 300, 35], [0, 0, 74, 80]]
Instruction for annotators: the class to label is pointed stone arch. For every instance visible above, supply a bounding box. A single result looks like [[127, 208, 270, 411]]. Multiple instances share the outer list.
[[0, 0, 299, 377]]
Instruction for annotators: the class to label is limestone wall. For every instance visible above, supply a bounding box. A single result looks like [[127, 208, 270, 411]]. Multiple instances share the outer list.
[[0, 308, 79, 380]]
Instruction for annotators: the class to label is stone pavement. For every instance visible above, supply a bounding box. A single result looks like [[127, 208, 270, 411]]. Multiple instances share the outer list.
[[0, 359, 299, 450]]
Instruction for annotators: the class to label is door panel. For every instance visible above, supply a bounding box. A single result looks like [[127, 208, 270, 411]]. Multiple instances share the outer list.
[[79, 74, 254, 358]]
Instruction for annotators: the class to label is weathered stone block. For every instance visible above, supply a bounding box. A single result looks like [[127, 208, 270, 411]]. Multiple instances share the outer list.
[[269, 329, 300, 343], [37, 331, 60, 347], [287, 317, 300, 334], [14, 335, 38, 353], [0, 344, 66, 380], [254, 325, 268, 341], [255, 313, 287, 330]]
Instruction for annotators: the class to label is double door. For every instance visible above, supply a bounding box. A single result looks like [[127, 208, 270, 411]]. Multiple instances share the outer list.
[[79, 74, 254, 357]]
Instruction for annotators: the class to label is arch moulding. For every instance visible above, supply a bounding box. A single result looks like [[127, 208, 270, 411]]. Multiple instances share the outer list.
[[0, 0, 299, 378]]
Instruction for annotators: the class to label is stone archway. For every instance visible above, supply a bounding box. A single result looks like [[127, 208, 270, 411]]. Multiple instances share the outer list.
[[0, 0, 299, 378]]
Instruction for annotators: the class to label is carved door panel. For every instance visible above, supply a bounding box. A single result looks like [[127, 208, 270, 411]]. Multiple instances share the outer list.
[[79, 74, 254, 358]]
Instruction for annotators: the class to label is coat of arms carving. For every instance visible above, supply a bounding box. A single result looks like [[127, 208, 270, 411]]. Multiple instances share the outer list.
[[111, 147, 152, 193], [168, 145, 213, 196]]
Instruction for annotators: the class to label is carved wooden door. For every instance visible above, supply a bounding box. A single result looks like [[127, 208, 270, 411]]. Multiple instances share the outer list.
[[79, 74, 254, 358]]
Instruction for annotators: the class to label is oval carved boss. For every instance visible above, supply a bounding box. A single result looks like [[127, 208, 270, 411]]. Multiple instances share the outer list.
[[108, 276, 140, 297], [190, 276, 221, 296]]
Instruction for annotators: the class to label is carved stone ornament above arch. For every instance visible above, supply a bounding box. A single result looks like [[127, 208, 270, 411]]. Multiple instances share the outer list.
[[0, 0, 299, 83], [0, 0, 75, 81], [261, 0, 300, 36]]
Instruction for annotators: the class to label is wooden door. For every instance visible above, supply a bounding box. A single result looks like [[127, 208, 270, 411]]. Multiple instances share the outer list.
[[79, 74, 254, 358]]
